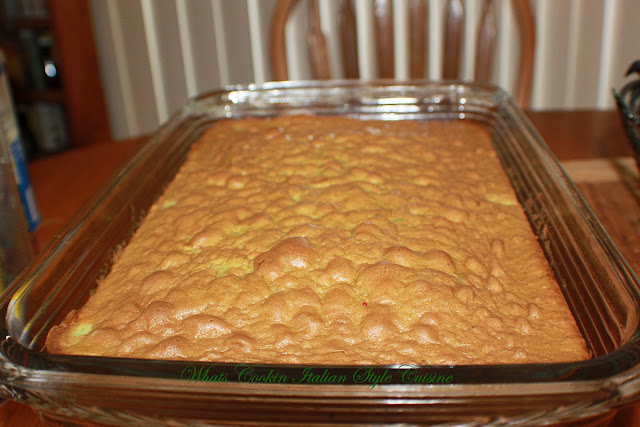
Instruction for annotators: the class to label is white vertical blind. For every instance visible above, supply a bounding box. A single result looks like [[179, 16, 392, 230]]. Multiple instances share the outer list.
[[285, 0, 309, 80], [597, 0, 617, 108], [98, 1, 138, 136], [319, 1, 344, 78], [427, 0, 444, 80], [355, 0, 376, 80], [563, 0, 581, 106], [569, 0, 605, 109], [393, 0, 409, 80], [90, 0, 640, 139], [140, 0, 169, 122], [247, 0, 268, 83], [530, 0, 547, 109], [211, 0, 230, 86], [176, 0, 198, 97], [461, 0, 478, 81]]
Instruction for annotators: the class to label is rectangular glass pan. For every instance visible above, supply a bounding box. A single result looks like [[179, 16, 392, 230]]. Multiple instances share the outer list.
[[1, 81, 640, 425]]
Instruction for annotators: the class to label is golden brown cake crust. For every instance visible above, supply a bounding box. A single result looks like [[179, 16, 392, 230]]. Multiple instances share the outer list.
[[46, 116, 590, 364]]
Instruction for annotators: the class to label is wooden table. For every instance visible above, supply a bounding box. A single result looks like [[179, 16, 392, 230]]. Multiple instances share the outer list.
[[1, 110, 639, 425]]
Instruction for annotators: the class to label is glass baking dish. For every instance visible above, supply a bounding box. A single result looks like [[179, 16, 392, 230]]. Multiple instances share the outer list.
[[1, 80, 639, 425]]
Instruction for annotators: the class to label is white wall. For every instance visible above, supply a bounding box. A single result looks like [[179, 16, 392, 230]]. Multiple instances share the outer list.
[[90, 0, 640, 140]]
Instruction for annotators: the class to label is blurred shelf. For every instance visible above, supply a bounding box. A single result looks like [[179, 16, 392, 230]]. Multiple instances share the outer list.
[[0, 0, 111, 157], [13, 17, 50, 29], [13, 87, 64, 104]]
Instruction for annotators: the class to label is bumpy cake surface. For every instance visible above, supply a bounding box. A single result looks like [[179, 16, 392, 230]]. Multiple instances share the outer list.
[[46, 116, 590, 364]]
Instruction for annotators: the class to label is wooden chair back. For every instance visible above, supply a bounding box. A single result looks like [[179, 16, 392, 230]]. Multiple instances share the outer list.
[[270, 0, 535, 107]]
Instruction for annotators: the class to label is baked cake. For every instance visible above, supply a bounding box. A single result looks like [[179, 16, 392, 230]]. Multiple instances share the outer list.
[[46, 116, 590, 364]]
